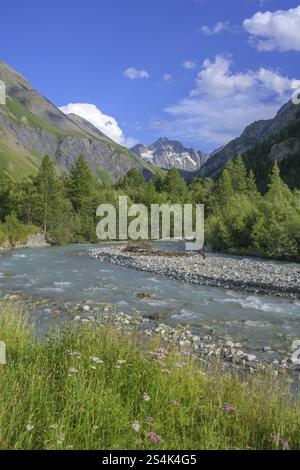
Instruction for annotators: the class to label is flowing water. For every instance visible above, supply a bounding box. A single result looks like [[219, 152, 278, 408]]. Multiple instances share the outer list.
[[1, 244, 300, 360]]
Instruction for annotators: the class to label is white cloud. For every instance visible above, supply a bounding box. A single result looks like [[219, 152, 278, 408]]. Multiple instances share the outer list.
[[200, 21, 231, 35], [182, 60, 197, 70], [123, 68, 149, 80], [190, 55, 255, 98], [163, 55, 300, 151], [163, 73, 173, 82], [59, 103, 137, 148], [244, 6, 300, 52], [190, 55, 300, 98], [257, 68, 300, 95]]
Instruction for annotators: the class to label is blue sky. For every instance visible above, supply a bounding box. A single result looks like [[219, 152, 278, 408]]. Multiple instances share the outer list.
[[1, 0, 300, 151]]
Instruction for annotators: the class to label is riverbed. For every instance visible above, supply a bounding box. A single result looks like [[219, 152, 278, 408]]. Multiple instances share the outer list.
[[0, 244, 300, 367]]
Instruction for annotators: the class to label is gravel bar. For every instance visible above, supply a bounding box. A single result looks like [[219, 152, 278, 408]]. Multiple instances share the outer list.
[[89, 246, 300, 299]]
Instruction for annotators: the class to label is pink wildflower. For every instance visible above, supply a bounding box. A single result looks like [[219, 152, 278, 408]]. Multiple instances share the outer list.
[[223, 404, 236, 412], [279, 438, 290, 450], [147, 432, 162, 445]]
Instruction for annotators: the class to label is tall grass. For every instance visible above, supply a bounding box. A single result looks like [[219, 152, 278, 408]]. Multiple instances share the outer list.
[[0, 301, 299, 450]]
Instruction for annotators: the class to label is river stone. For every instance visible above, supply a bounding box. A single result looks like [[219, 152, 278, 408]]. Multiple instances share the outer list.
[[244, 354, 257, 362]]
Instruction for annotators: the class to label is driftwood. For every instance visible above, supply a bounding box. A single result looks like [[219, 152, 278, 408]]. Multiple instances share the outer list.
[[122, 242, 208, 259], [122, 242, 192, 258]]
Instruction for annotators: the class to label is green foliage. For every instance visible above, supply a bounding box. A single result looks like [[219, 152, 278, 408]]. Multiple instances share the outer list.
[[0, 213, 38, 245], [1, 301, 300, 450], [206, 158, 300, 261], [0, 152, 299, 260]]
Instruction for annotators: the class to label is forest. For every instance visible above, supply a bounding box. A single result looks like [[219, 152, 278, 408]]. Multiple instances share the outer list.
[[0, 154, 299, 261]]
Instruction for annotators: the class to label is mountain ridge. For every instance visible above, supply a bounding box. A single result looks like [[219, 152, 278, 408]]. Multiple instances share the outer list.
[[131, 137, 209, 172], [0, 60, 156, 182], [198, 99, 300, 179]]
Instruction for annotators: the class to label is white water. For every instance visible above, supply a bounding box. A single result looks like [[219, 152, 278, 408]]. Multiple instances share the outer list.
[[0, 244, 300, 358]]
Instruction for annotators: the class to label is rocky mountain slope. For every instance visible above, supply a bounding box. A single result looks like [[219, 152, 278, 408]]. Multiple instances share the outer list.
[[0, 61, 156, 182], [199, 100, 300, 179], [131, 138, 208, 172]]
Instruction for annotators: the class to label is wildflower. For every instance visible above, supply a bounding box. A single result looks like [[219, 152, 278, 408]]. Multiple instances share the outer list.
[[68, 351, 81, 358], [90, 366, 97, 370], [90, 357, 104, 364], [222, 404, 236, 412], [145, 416, 154, 423], [158, 361, 167, 367], [161, 369, 171, 374], [116, 360, 127, 365], [280, 438, 290, 450], [175, 362, 183, 368], [132, 421, 141, 432], [26, 424, 34, 432], [147, 432, 162, 445], [182, 351, 190, 357], [170, 400, 180, 406], [68, 368, 78, 375], [57, 432, 65, 445], [143, 393, 151, 402], [49, 424, 59, 429], [156, 348, 167, 355]]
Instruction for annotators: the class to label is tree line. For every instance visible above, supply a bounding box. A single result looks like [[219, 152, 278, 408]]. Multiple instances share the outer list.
[[0, 154, 299, 261]]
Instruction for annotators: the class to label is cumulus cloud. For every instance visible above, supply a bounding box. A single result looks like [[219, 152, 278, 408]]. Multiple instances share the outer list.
[[182, 60, 197, 70], [123, 68, 149, 80], [163, 55, 300, 150], [59, 103, 137, 147], [190, 55, 300, 98], [244, 6, 300, 52], [200, 21, 232, 35]]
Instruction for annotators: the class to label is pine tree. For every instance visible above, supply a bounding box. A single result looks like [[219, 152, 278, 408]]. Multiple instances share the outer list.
[[33, 157, 60, 232], [216, 168, 234, 206], [0, 167, 13, 222], [247, 170, 259, 198], [226, 156, 248, 193], [162, 168, 188, 201], [68, 156, 99, 212]]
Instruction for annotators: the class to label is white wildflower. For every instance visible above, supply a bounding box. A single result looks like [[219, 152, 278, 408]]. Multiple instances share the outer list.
[[132, 421, 141, 432], [90, 357, 104, 364]]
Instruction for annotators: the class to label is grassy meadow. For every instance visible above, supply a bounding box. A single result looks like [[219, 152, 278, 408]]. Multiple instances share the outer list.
[[0, 301, 299, 450]]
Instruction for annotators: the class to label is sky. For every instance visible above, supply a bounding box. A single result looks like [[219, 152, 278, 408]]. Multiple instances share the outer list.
[[0, 0, 300, 152]]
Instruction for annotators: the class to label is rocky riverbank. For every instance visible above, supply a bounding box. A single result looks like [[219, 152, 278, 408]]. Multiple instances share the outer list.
[[89, 246, 300, 300], [0, 233, 51, 254]]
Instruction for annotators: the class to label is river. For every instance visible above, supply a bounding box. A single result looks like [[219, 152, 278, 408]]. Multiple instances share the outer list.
[[1, 244, 300, 362]]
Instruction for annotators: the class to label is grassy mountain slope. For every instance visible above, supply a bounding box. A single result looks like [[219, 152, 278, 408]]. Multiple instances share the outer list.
[[0, 61, 157, 182]]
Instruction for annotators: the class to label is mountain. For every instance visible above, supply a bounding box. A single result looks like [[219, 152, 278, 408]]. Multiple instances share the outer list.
[[198, 100, 300, 180], [0, 61, 156, 182], [131, 138, 209, 172]]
